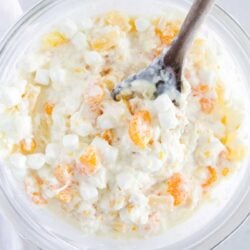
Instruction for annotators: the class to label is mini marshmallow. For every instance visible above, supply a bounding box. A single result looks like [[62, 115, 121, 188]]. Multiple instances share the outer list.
[[71, 32, 88, 50], [27, 153, 46, 170], [58, 19, 78, 38], [135, 18, 150, 32], [62, 134, 79, 151], [35, 69, 50, 86], [80, 182, 98, 201], [9, 153, 27, 169], [84, 51, 103, 66], [45, 143, 61, 164]]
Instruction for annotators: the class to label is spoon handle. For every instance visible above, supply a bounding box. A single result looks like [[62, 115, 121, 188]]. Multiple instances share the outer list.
[[164, 0, 215, 66]]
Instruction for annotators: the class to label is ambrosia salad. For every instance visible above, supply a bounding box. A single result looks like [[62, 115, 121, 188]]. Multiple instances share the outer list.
[[0, 10, 248, 237]]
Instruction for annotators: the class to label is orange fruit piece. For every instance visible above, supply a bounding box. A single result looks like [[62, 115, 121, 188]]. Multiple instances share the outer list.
[[44, 103, 55, 115], [221, 167, 230, 177], [167, 173, 187, 206], [54, 165, 73, 184], [202, 166, 217, 188], [19, 138, 36, 155], [192, 84, 209, 96], [84, 85, 104, 112], [128, 110, 152, 148], [57, 187, 73, 203], [199, 97, 215, 114], [155, 22, 180, 46], [101, 129, 115, 145], [79, 146, 98, 175]]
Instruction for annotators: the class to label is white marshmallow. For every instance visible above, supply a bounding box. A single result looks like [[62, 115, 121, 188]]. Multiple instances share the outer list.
[[0, 86, 22, 107], [84, 51, 103, 66], [35, 69, 50, 86], [153, 94, 173, 113], [45, 143, 61, 164], [58, 19, 78, 38], [71, 32, 88, 50], [91, 137, 118, 165], [88, 168, 107, 189], [9, 153, 27, 169], [135, 18, 150, 32], [97, 114, 116, 130], [79, 18, 93, 30], [158, 109, 178, 129], [116, 171, 136, 191], [80, 182, 98, 201], [49, 67, 66, 84], [27, 153, 46, 170], [70, 114, 94, 137], [62, 134, 79, 151]]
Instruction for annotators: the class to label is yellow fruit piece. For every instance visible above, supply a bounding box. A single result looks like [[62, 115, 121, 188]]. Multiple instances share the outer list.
[[57, 187, 73, 203], [227, 146, 247, 161], [158, 151, 164, 160], [44, 103, 55, 116], [54, 165, 72, 184], [129, 110, 152, 148], [79, 146, 98, 175], [221, 167, 230, 177], [167, 173, 187, 206], [19, 138, 36, 155], [202, 166, 217, 188], [104, 11, 130, 32], [215, 83, 225, 107], [220, 132, 237, 146], [90, 30, 119, 51], [129, 17, 137, 32], [43, 32, 68, 48], [113, 222, 126, 233], [131, 225, 138, 232]]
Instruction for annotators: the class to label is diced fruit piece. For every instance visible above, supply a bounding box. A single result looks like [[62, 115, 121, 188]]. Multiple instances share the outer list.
[[57, 187, 73, 203], [199, 97, 215, 114], [227, 146, 247, 161], [79, 146, 98, 175], [167, 173, 187, 206], [202, 166, 217, 188], [101, 129, 115, 145], [90, 30, 119, 51], [104, 11, 130, 32], [54, 165, 73, 184], [192, 84, 209, 96], [44, 103, 55, 115], [221, 167, 230, 177], [19, 138, 36, 155], [128, 110, 152, 148], [129, 17, 137, 32], [43, 32, 68, 48], [155, 22, 180, 46], [31, 192, 48, 205], [84, 85, 104, 111]]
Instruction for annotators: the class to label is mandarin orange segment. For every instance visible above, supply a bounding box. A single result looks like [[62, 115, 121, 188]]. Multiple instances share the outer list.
[[199, 97, 215, 114], [192, 84, 209, 96], [79, 146, 98, 175], [19, 138, 36, 155], [44, 103, 55, 115], [155, 22, 180, 46], [43, 32, 68, 48], [167, 173, 187, 206], [104, 11, 130, 32], [202, 166, 217, 188], [54, 165, 73, 184], [128, 110, 152, 148], [101, 129, 115, 145]]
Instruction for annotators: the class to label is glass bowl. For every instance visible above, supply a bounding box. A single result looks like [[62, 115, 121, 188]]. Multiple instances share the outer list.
[[0, 0, 249, 249]]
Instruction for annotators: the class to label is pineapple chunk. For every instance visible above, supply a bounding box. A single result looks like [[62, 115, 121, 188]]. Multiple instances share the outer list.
[[43, 32, 68, 48], [104, 11, 130, 32]]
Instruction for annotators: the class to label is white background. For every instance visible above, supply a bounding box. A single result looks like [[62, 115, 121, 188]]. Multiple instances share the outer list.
[[0, 0, 249, 249]]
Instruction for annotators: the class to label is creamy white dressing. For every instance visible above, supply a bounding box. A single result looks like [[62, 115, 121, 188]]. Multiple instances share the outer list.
[[0, 9, 248, 239]]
